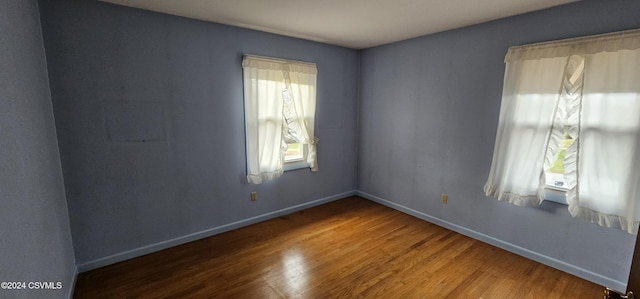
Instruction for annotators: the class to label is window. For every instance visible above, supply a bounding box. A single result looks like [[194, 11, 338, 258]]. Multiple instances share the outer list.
[[283, 142, 310, 171], [545, 134, 574, 190], [484, 29, 640, 234], [242, 55, 318, 184], [284, 142, 304, 162], [543, 134, 574, 205]]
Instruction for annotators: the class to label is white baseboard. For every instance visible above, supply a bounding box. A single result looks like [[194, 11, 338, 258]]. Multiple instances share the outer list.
[[77, 190, 356, 272], [355, 190, 627, 292]]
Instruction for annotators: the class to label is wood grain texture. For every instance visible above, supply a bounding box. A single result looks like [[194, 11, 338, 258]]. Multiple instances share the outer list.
[[74, 196, 603, 298]]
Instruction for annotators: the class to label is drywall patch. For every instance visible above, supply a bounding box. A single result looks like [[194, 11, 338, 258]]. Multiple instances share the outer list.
[[104, 101, 166, 142]]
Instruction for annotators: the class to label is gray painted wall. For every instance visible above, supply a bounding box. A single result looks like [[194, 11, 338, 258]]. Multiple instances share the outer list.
[[38, 0, 359, 269], [358, 0, 640, 290], [0, 0, 76, 298]]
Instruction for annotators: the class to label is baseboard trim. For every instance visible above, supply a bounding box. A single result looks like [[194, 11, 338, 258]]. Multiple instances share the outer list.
[[77, 190, 356, 272], [355, 190, 627, 292]]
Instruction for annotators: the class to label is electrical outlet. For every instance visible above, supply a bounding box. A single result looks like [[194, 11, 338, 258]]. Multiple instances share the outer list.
[[251, 192, 257, 201], [441, 193, 448, 204]]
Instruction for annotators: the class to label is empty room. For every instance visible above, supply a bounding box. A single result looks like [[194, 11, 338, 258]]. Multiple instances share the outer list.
[[2, 0, 640, 298]]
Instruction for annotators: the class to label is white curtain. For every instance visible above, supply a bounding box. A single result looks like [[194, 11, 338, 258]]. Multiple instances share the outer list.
[[286, 68, 319, 170], [242, 55, 318, 184], [485, 29, 640, 234]]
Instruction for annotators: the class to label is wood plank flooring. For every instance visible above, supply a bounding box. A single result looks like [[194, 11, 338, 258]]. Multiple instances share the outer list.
[[74, 196, 604, 298]]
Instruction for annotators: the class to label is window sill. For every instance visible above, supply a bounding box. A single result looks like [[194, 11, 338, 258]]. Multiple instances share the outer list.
[[544, 187, 567, 205], [283, 160, 309, 171]]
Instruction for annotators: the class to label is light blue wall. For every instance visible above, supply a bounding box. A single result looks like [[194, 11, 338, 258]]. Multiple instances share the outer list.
[[357, 0, 640, 291], [0, 0, 76, 298], [38, 0, 359, 269]]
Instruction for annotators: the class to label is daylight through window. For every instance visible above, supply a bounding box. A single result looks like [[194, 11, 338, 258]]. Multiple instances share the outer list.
[[242, 55, 318, 184], [484, 29, 640, 234]]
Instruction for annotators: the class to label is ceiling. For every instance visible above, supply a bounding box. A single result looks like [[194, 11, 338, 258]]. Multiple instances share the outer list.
[[100, 0, 577, 49]]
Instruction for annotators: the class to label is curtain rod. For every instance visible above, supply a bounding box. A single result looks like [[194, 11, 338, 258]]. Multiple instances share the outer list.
[[510, 28, 640, 50], [505, 27, 640, 62], [243, 54, 316, 67]]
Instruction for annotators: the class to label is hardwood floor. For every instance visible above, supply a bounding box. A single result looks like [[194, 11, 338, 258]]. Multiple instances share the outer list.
[[74, 196, 604, 298]]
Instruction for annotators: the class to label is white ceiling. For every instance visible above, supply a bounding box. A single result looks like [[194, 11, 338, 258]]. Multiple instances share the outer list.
[[100, 0, 577, 49]]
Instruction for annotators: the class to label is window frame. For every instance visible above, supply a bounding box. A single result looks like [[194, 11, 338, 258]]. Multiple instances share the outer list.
[[242, 54, 318, 184], [283, 142, 309, 171]]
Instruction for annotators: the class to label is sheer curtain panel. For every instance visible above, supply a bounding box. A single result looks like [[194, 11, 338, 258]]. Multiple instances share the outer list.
[[485, 29, 640, 233], [242, 55, 318, 184]]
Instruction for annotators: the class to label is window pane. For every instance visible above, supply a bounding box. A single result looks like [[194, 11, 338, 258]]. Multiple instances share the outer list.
[[545, 136, 574, 189], [284, 143, 304, 162]]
